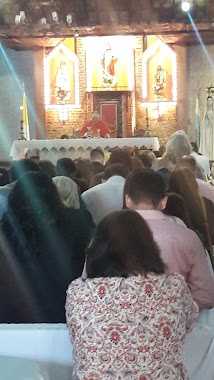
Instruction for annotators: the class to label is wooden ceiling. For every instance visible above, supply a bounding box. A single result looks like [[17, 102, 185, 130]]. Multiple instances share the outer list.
[[0, 0, 213, 49]]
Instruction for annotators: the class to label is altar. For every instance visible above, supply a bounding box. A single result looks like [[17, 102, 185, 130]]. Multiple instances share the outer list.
[[10, 137, 160, 164]]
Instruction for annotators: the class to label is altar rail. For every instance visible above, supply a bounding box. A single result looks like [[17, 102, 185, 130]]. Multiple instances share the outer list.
[[10, 138, 160, 164], [0, 320, 213, 380]]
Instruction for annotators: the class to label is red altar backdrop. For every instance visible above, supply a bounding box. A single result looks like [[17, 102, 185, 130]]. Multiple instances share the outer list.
[[100, 102, 117, 137]]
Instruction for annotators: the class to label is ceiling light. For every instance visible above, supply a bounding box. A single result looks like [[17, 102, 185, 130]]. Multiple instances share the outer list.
[[181, 1, 191, 12]]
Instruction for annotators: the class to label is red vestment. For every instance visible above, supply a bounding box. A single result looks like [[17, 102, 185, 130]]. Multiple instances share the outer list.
[[81, 120, 110, 138]]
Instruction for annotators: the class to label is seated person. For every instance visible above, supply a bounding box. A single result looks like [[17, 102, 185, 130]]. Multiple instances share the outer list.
[[80, 111, 110, 138], [124, 169, 214, 309], [66, 210, 198, 379], [0, 172, 94, 323]]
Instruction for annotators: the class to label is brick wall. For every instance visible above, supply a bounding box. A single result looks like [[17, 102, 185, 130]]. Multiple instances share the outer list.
[[135, 36, 179, 145], [45, 36, 185, 144], [46, 37, 88, 139]]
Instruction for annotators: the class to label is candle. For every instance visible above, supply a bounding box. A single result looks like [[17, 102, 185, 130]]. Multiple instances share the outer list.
[[146, 107, 148, 119], [20, 105, 23, 121]]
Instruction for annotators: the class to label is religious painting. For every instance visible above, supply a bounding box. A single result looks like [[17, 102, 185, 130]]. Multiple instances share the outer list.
[[85, 36, 135, 92], [142, 39, 177, 103], [44, 40, 79, 107]]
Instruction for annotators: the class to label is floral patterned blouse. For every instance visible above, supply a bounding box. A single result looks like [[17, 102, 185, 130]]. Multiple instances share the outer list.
[[66, 273, 198, 380]]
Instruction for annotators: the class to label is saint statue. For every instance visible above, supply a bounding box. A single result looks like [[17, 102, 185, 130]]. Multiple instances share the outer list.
[[200, 95, 214, 160], [54, 61, 71, 103], [101, 43, 118, 88], [153, 65, 166, 100]]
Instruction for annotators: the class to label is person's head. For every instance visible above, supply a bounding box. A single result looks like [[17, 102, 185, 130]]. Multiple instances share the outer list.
[[158, 144, 166, 157], [91, 111, 100, 123], [107, 148, 133, 173], [124, 169, 167, 211], [61, 134, 69, 139], [86, 210, 165, 278], [90, 148, 104, 163], [131, 157, 144, 170], [10, 159, 41, 182], [163, 192, 193, 228], [138, 151, 153, 169], [90, 172, 104, 188], [52, 176, 80, 209], [8, 172, 64, 223], [91, 161, 105, 175], [156, 168, 170, 188], [38, 160, 57, 179], [103, 164, 129, 181], [75, 159, 94, 188], [164, 130, 192, 164], [56, 158, 76, 178]]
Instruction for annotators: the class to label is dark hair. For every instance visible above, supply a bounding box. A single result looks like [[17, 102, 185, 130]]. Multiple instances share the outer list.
[[91, 161, 105, 175], [3, 172, 66, 260], [75, 159, 94, 188], [38, 160, 57, 178], [157, 168, 170, 188], [138, 152, 153, 169], [124, 169, 166, 208], [86, 210, 165, 278], [0, 168, 9, 186], [90, 148, 104, 162], [56, 158, 76, 177], [8, 172, 64, 222], [103, 164, 129, 181], [191, 142, 199, 153], [107, 149, 133, 172], [168, 168, 212, 257], [163, 192, 193, 228], [10, 159, 41, 182], [90, 172, 104, 188]]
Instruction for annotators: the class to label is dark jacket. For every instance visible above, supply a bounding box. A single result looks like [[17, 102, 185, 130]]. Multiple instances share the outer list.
[[0, 207, 94, 323]]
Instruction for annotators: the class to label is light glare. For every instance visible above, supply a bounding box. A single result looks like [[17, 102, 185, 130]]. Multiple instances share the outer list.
[[181, 1, 191, 12]]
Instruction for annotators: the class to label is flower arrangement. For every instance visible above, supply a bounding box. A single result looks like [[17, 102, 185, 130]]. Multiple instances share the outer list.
[[102, 71, 117, 88], [55, 86, 70, 103]]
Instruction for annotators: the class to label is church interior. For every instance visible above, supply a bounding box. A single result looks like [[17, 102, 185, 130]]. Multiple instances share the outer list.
[[0, 0, 213, 161], [1, 2, 214, 379]]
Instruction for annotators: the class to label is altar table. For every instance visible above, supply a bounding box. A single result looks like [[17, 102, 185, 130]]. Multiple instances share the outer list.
[[10, 137, 160, 164]]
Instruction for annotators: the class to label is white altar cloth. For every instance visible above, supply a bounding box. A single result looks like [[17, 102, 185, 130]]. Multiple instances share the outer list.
[[10, 137, 160, 163]]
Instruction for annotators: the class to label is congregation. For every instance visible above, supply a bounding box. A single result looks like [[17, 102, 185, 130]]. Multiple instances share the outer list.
[[0, 130, 214, 378]]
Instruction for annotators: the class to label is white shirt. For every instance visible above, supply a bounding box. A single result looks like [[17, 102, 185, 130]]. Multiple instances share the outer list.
[[81, 175, 125, 225]]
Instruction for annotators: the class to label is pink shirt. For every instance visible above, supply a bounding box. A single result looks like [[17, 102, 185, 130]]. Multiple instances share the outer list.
[[196, 178, 214, 203], [137, 210, 214, 309]]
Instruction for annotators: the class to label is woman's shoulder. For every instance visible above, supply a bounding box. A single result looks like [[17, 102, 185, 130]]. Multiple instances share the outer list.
[[165, 273, 189, 291]]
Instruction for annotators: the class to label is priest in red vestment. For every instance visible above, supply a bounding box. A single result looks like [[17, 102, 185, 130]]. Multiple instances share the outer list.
[[81, 112, 110, 138]]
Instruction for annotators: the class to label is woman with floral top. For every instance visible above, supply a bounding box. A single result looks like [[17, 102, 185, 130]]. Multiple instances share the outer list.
[[66, 209, 198, 380]]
